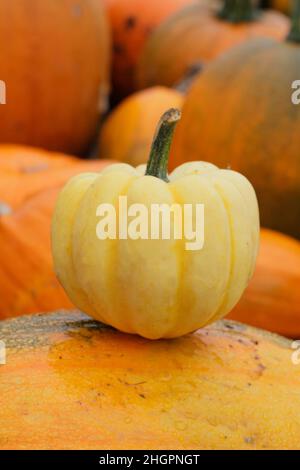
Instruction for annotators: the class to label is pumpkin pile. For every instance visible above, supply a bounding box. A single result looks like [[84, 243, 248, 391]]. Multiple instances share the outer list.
[[170, 3, 300, 239], [0, 0, 300, 451], [0, 146, 112, 319], [137, 0, 290, 88]]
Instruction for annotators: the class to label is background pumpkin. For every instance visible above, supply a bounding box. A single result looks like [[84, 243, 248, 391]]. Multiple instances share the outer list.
[[0, 0, 110, 155], [0, 146, 108, 209], [0, 146, 111, 319], [103, 0, 198, 101], [98, 86, 184, 166], [1, 311, 300, 449], [229, 229, 300, 338], [137, 0, 289, 89], [170, 7, 300, 239]]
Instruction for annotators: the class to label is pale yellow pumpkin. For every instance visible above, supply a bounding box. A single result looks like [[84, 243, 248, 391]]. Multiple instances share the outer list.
[[52, 110, 259, 339]]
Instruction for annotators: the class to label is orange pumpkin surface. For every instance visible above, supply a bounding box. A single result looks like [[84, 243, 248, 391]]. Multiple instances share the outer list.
[[170, 22, 300, 238], [1, 311, 300, 450], [229, 229, 300, 338], [0, 145, 111, 209], [98, 86, 184, 166], [0, 146, 112, 318], [0, 0, 110, 154], [103, 0, 197, 99], [137, 0, 289, 88]]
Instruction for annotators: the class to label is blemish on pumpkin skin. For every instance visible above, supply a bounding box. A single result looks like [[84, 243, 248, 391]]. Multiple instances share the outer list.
[[118, 378, 147, 387], [124, 16, 136, 29], [69, 329, 93, 342], [237, 338, 247, 345], [224, 323, 235, 330], [223, 321, 246, 332], [255, 363, 266, 377], [244, 436, 255, 445]]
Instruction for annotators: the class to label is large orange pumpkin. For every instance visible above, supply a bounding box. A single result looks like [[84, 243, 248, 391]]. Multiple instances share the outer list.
[[171, 8, 300, 238], [0, 146, 112, 319], [137, 0, 289, 88], [98, 86, 184, 166], [103, 0, 197, 100], [229, 229, 300, 338], [0, 0, 110, 155], [1, 311, 300, 449]]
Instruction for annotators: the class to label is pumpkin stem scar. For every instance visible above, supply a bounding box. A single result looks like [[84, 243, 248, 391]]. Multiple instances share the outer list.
[[145, 108, 181, 182], [218, 0, 257, 23], [287, 0, 300, 43]]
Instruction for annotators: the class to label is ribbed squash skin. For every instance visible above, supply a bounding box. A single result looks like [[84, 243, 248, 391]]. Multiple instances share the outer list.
[[0, 311, 300, 449], [229, 229, 300, 338], [137, 2, 289, 88], [0, 0, 110, 154], [52, 160, 259, 339], [0, 146, 111, 318]]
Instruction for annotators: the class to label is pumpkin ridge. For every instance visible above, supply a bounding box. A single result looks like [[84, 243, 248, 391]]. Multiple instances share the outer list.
[[165, 183, 186, 337], [111, 176, 139, 332], [68, 176, 100, 319], [207, 181, 235, 323]]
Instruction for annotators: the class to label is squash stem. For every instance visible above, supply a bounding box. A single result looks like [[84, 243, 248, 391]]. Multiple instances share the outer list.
[[218, 0, 256, 23], [287, 0, 300, 43], [145, 108, 181, 182]]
